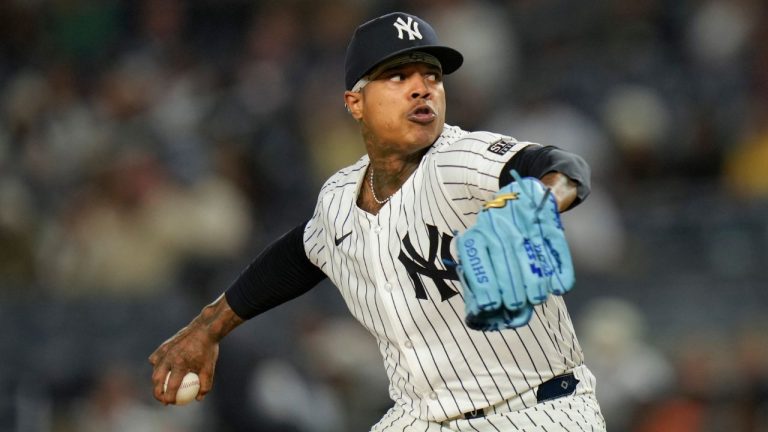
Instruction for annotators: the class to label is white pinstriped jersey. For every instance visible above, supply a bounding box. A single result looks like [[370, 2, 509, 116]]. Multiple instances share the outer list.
[[303, 124, 586, 422]]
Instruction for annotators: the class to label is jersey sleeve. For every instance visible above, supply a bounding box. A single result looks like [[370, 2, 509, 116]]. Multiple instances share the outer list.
[[223, 162, 360, 320], [434, 131, 535, 216], [302, 161, 356, 270], [224, 221, 327, 320], [303, 192, 328, 270]]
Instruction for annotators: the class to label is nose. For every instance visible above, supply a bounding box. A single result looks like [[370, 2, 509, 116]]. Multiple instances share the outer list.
[[409, 73, 431, 100]]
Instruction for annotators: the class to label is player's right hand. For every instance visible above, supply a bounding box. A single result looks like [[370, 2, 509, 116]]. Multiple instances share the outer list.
[[148, 322, 220, 405]]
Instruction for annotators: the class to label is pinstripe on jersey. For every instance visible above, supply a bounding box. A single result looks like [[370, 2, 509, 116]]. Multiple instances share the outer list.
[[304, 124, 587, 422], [372, 393, 605, 431]]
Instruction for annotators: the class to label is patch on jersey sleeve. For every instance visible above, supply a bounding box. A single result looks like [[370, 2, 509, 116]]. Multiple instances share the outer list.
[[487, 139, 515, 155]]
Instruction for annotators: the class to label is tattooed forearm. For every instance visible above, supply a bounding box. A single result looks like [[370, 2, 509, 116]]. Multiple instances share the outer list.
[[195, 294, 245, 342]]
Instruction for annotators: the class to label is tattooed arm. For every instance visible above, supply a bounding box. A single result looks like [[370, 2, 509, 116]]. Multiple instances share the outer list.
[[148, 294, 244, 405]]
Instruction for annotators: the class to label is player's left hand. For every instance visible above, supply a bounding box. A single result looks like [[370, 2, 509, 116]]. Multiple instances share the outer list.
[[454, 170, 575, 331]]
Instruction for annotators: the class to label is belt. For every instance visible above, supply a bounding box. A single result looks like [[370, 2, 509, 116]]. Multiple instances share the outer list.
[[462, 373, 580, 420]]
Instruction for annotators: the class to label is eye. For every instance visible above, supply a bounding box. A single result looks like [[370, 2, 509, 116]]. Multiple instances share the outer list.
[[388, 73, 405, 82], [426, 71, 442, 82]]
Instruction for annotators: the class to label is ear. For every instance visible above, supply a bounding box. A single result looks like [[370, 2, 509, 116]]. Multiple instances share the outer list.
[[344, 91, 363, 121]]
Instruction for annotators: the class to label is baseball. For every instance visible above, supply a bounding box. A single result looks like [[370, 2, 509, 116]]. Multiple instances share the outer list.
[[163, 371, 200, 405]]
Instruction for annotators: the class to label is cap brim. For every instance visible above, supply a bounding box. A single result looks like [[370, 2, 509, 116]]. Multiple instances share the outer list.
[[363, 45, 463, 78]]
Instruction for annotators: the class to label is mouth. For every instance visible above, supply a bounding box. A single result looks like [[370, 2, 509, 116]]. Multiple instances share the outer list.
[[407, 105, 437, 124]]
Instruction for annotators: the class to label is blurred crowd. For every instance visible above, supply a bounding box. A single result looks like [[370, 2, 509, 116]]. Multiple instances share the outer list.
[[1, 0, 768, 431]]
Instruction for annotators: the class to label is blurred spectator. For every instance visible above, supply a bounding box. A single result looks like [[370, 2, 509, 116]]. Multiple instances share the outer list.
[[301, 0, 370, 184], [579, 297, 674, 431], [37, 148, 252, 297], [43, 0, 122, 69], [298, 316, 392, 431], [601, 84, 672, 180], [630, 331, 730, 432], [418, 0, 519, 128], [723, 103, 768, 199], [246, 359, 343, 432], [686, 0, 756, 68], [631, 324, 768, 432], [561, 186, 628, 274], [683, 0, 758, 175], [720, 321, 768, 432], [0, 173, 38, 288], [66, 367, 208, 432]]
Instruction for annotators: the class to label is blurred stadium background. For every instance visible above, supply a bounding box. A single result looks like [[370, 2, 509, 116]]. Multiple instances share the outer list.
[[1, 0, 767, 431]]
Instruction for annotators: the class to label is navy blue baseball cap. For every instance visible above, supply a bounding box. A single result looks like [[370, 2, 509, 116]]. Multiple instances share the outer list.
[[344, 12, 464, 91]]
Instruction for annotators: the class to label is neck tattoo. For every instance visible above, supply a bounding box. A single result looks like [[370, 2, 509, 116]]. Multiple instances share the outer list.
[[369, 167, 391, 205]]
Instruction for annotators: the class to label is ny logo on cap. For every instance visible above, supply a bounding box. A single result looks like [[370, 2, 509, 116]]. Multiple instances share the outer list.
[[393, 16, 422, 40]]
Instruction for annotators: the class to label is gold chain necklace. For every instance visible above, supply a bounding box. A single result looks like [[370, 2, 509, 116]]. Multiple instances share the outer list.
[[369, 167, 390, 205]]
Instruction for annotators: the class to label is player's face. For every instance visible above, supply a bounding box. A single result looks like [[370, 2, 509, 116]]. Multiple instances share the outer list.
[[352, 62, 446, 153]]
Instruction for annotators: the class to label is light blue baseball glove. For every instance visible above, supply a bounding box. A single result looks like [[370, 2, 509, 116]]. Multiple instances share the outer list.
[[455, 170, 575, 331]]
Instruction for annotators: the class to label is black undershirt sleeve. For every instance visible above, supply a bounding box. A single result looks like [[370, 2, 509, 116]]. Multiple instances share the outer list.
[[225, 220, 327, 320], [499, 145, 592, 210]]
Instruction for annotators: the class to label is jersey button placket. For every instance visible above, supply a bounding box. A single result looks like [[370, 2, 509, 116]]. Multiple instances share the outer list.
[[367, 212, 429, 395]]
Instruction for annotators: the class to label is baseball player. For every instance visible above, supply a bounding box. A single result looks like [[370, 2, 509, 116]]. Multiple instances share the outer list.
[[150, 12, 606, 431]]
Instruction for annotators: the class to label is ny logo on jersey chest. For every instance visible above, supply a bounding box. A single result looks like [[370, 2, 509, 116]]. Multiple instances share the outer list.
[[398, 224, 459, 301]]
